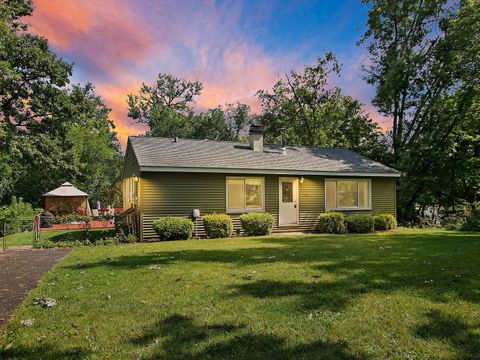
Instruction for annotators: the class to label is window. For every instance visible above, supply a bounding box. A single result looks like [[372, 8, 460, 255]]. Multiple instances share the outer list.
[[227, 177, 265, 212], [282, 182, 293, 203], [123, 176, 138, 208], [325, 179, 371, 210]]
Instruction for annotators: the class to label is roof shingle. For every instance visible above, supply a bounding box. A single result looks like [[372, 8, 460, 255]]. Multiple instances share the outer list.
[[129, 136, 399, 176]]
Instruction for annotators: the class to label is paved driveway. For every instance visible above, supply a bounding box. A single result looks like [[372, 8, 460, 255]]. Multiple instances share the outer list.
[[0, 248, 70, 328]]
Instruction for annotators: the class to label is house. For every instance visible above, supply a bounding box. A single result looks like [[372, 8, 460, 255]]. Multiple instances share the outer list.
[[43, 182, 91, 216], [122, 126, 399, 240]]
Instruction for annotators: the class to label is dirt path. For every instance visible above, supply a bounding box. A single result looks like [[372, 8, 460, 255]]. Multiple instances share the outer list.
[[0, 248, 71, 328]]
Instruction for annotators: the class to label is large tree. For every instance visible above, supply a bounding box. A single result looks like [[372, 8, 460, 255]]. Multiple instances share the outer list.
[[0, 1, 122, 207], [127, 73, 202, 138], [128, 74, 253, 141], [361, 0, 480, 218], [256, 53, 389, 161]]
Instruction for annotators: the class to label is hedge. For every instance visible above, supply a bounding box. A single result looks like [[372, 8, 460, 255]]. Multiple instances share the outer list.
[[317, 211, 346, 234], [374, 214, 397, 231], [153, 217, 194, 240], [239, 212, 275, 236], [202, 214, 233, 238], [345, 214, 374, 233]]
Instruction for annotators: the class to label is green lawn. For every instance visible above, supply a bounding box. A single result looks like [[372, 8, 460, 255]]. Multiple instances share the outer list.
[[1, 229, 479, 359], [3, 229, 113, 247]]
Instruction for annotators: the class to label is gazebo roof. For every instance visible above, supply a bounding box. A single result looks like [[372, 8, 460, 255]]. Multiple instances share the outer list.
[[43, 182, 88, 197]]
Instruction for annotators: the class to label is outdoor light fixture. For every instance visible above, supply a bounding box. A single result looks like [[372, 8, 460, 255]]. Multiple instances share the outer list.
[[133, 176, 139, 182], [299, 176, 304, 185]]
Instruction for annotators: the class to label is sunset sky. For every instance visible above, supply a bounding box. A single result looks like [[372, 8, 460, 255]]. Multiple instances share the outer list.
[[26, 0, 389, 147]]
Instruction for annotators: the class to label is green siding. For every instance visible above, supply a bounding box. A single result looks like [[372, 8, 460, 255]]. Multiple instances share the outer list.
[[122, 141, 140, 179], [138, 172, 397, 240], [140, 173, 279, 240]]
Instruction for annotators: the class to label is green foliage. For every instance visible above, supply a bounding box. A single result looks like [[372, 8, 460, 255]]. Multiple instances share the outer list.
[[127, 73, 253, 141], [0, 2, 122, 208], [239, 212, 275, 236], [256, 53, 389, 162], [361, 0, 480, 220], [317, 211, 346, 234], [461, 214, 480, 231], [127, 73, 202, 137], [202, 214, 233, 238], [345, 215, 375, 233], [0, 197, 37, 234], [34, 239, 55, 249], [374, 214, 397, 231], [125, 234, 138, 243], [153, 217, 194, 241]]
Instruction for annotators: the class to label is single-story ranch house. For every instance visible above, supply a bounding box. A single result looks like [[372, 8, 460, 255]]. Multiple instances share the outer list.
[[123, 126, 400, 240]]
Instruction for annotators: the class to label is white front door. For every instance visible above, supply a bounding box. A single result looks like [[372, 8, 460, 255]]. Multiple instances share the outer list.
[[278, 177, 299, 226]]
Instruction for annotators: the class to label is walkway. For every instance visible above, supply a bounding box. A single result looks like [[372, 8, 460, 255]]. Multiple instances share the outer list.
[[0, 248, 71, 328]]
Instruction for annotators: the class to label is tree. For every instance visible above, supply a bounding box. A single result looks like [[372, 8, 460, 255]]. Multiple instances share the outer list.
[[361, 0, 480, 219], [9, 84, 123, 207], [0, 2, 122, 208], [127, 73, 202, 137], [128, 73, 254, 141], [256, 53, 389, 161]]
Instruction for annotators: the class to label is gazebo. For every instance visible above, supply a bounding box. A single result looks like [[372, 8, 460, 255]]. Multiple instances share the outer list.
[[43, 182, 91, 216]]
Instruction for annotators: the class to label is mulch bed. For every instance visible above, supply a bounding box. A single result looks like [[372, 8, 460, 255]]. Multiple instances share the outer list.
[[0, 248, 71, 328]]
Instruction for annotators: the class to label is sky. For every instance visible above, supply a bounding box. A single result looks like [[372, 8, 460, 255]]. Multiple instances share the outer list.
[[26, 0, 389, 148]]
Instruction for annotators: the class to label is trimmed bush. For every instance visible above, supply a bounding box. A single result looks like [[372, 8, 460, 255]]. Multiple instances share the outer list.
[[153, 217, 194, 241], [317, 211, 346, 234], [202, 214, 233, 238], [374, 214, 397, 231], [239, 212, 275, 236], [346, 214, 374, 233]]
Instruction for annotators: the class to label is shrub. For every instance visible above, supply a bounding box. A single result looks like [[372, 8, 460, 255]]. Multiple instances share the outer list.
[[202, 214, 233, 238], [125, 234, 138, 243], [239, 212, 275, 236], [461, 213, 480, 231], [317, 211, 346, 234], [34, 239, 55, 249], [95, 238, 119, 246], [153, 217, 194, 241], [346, 214, 374, 233], [0, 197, 37, 234], [374, 214, 397, 231]]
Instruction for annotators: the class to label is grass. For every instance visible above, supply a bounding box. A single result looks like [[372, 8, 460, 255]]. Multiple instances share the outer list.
[[2, 229, 114, 247], [1, 229, 479, 359]]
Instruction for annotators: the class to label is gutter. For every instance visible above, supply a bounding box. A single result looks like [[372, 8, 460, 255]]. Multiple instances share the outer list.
[[139, 166, 401, 178]]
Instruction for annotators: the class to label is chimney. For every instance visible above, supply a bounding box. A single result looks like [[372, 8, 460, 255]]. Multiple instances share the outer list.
[[249, 124, 263, 151], [280, 128, 287, 155]]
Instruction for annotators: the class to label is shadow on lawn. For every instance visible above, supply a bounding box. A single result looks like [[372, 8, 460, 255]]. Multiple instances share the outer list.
[[129, 314, 364, 360], [65, 231, 480, 311], [0, 344, 90, 360], [415, 309, 480, 358]]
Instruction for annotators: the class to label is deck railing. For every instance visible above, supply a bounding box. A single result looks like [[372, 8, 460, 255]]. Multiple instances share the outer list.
[[115, 206, 140, 238]]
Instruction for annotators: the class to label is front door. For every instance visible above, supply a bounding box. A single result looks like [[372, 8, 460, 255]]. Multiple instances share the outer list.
[[279, 177, 299, 226]]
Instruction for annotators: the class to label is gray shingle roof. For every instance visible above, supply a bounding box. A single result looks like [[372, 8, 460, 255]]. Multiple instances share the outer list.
[[128, 136, 399, 176]]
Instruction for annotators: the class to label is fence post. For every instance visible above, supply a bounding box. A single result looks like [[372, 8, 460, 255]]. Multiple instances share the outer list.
[[3, 222, 6, 251]]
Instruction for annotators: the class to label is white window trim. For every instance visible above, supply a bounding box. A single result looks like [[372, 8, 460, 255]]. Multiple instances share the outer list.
[[325, 178, 372, 211], [226, 176, 265, 213]]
